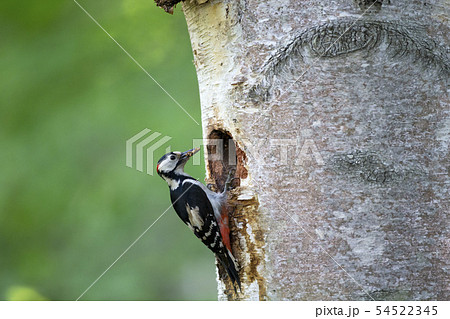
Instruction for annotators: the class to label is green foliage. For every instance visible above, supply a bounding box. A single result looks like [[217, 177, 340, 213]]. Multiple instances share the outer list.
[[6, 286, 48, 301], [0, 0, 216, 300]]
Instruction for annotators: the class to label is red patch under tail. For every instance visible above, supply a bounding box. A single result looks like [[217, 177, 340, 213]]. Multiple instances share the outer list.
[[218, 206, 232, 252]]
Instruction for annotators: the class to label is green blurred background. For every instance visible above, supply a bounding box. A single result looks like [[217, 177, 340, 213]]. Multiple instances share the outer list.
[[0, 0, 217, 300]]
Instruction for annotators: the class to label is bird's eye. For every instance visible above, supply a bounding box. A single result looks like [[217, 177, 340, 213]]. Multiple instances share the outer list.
[[170, 155, 176, 160]]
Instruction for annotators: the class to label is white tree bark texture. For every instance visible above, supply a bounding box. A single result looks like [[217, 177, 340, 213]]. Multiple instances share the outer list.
[[174, 0, 449, 300]]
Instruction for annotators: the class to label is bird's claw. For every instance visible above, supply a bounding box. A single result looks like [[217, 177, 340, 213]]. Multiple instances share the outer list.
[[224, 168, 236, 191]]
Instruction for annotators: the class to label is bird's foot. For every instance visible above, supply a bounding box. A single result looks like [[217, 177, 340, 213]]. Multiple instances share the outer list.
[[224, 168, 237, 191]]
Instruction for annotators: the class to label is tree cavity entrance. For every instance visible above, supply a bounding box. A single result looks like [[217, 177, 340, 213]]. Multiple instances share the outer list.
[[207, 130, 248, 191]]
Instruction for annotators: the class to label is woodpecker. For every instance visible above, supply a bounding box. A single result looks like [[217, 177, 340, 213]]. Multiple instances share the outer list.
[[156, 147, 241, 291]]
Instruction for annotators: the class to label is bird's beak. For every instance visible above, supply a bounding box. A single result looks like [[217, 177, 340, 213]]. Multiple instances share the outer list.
[[180, 147, 200, 161]]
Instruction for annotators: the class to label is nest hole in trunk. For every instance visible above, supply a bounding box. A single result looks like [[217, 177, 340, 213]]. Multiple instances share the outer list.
[[207, 129, 248, 191]]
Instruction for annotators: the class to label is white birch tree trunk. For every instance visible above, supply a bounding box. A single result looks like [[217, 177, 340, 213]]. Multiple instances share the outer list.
[[158, 0, 449, 300]]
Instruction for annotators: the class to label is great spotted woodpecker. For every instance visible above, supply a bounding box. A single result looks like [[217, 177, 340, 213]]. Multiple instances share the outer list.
[[156, 147, 241, 291]]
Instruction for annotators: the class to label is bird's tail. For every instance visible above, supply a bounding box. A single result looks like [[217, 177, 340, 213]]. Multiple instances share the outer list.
[[217, 249, 241, 293]]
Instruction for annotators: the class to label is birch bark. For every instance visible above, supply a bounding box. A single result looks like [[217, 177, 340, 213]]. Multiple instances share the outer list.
[[159, 0, 449, 300]]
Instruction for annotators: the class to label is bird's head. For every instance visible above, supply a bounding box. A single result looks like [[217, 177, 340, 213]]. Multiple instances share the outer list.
[[156, 147, 200, 177]]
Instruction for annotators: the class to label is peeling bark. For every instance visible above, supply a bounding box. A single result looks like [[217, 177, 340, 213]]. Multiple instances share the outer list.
[[156, 0, 449, 300], [154, 0, 183, 14]]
